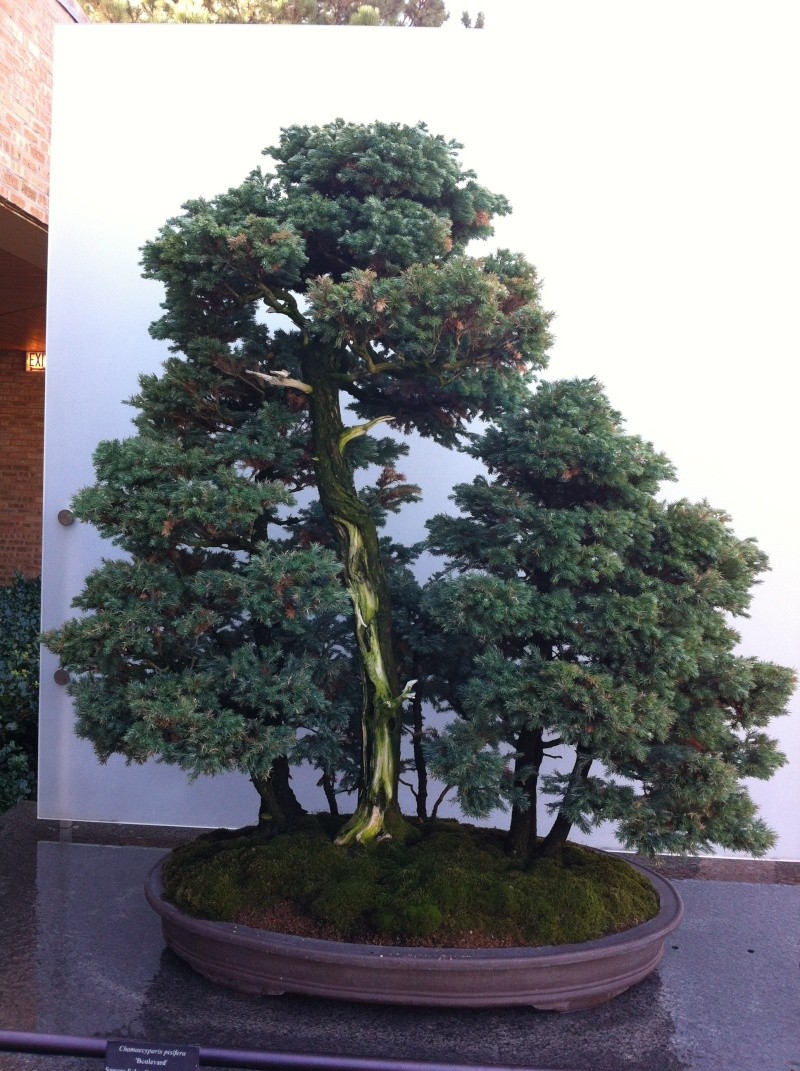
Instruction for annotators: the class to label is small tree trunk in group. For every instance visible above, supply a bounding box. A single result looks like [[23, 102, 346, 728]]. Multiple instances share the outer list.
[[506, 727, 545, 860], [319, 771, 339, 816], [410, 676, 429, 822], [251, 756, 305, 836], [302, 359, 411, 845], [537, 746, 593, 860]]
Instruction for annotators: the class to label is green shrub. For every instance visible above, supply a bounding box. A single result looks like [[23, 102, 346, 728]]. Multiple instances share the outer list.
[[0, 574, 41, 813]]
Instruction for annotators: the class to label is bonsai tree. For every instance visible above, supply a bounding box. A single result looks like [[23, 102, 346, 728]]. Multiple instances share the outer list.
[[45, 120, 551, 844], [45, 121, 792, 868], [424, 378, 795, 859]]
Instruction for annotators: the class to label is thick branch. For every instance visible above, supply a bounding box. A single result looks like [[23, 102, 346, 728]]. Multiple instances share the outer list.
[[219, 279, 308, 333], [245, 369, 314, 394], [351, 339, 408, 376], [338, 415, 395, 453], [256, 282, 308, 330]]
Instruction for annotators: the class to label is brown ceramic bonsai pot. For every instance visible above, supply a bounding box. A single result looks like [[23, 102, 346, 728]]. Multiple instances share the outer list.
[[144, 854, 682, 1012]]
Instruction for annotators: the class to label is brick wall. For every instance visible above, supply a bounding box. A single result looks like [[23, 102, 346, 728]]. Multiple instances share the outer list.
[[0, 0, 88, 226], [0, 351, 45, 582], [0, 0, 87, 581]]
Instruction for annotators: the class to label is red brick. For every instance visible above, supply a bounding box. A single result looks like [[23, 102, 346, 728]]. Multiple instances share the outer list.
[[0, 350, 45, 581], [0, 0, 88, 224], [0, 0, 88, 581]]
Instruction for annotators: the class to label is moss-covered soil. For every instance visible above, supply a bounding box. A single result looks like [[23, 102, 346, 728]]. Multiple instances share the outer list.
[[162, 817, 659, 948]]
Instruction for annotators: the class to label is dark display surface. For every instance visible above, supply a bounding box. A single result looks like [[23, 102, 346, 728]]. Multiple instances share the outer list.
[[1, 805, 797, 1071]]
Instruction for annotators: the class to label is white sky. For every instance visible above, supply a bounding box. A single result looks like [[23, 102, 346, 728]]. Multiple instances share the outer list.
[[42, 5, 800, 854]]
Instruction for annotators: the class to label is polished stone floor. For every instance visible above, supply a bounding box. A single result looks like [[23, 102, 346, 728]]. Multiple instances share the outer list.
[[1, 804, 798, 1071]]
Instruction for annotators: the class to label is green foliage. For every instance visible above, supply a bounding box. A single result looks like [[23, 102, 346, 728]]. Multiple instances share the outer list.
[[424, 379, 795, 857], [0, 574, 41, 813], [43, 338, 353, 786], [46, 521, 348, 780], [0, 743, 36, 815], [163, 821, 659, 945], [460, 9, 484, 29], [81, 0, 450, 26]]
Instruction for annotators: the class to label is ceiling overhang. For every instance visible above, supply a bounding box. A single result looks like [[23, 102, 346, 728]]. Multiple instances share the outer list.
[[0, 201, 47, 352]]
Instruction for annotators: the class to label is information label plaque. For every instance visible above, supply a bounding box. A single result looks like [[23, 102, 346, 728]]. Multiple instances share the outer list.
[[106, 1040, 199, 1071]]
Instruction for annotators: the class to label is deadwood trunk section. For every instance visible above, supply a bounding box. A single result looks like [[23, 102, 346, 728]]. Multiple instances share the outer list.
[[302, 356, 410, 845]]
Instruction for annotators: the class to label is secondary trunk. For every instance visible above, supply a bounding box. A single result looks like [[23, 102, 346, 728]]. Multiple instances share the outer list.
[[537, 746, 593, 860], [251, 756, 305, 836], [410, 674, 428, 822], [302, 359, 410, 845], [506, 727, 544, 860]]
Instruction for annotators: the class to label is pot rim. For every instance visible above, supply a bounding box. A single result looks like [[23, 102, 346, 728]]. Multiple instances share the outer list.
[[145, 852, 683, 966]]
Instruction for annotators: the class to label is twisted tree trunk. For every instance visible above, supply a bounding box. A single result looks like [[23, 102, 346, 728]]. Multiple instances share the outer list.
[[302, 357, 411, 845]]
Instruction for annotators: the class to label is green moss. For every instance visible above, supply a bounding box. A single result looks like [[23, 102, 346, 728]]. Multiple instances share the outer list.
[[311, 877, 377, 930], [374, 899, 443, 939], [162, 819, 660, 946]]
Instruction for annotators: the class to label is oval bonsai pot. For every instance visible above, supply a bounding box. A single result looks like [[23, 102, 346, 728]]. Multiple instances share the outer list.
[[145, 855, 682, 1012]]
